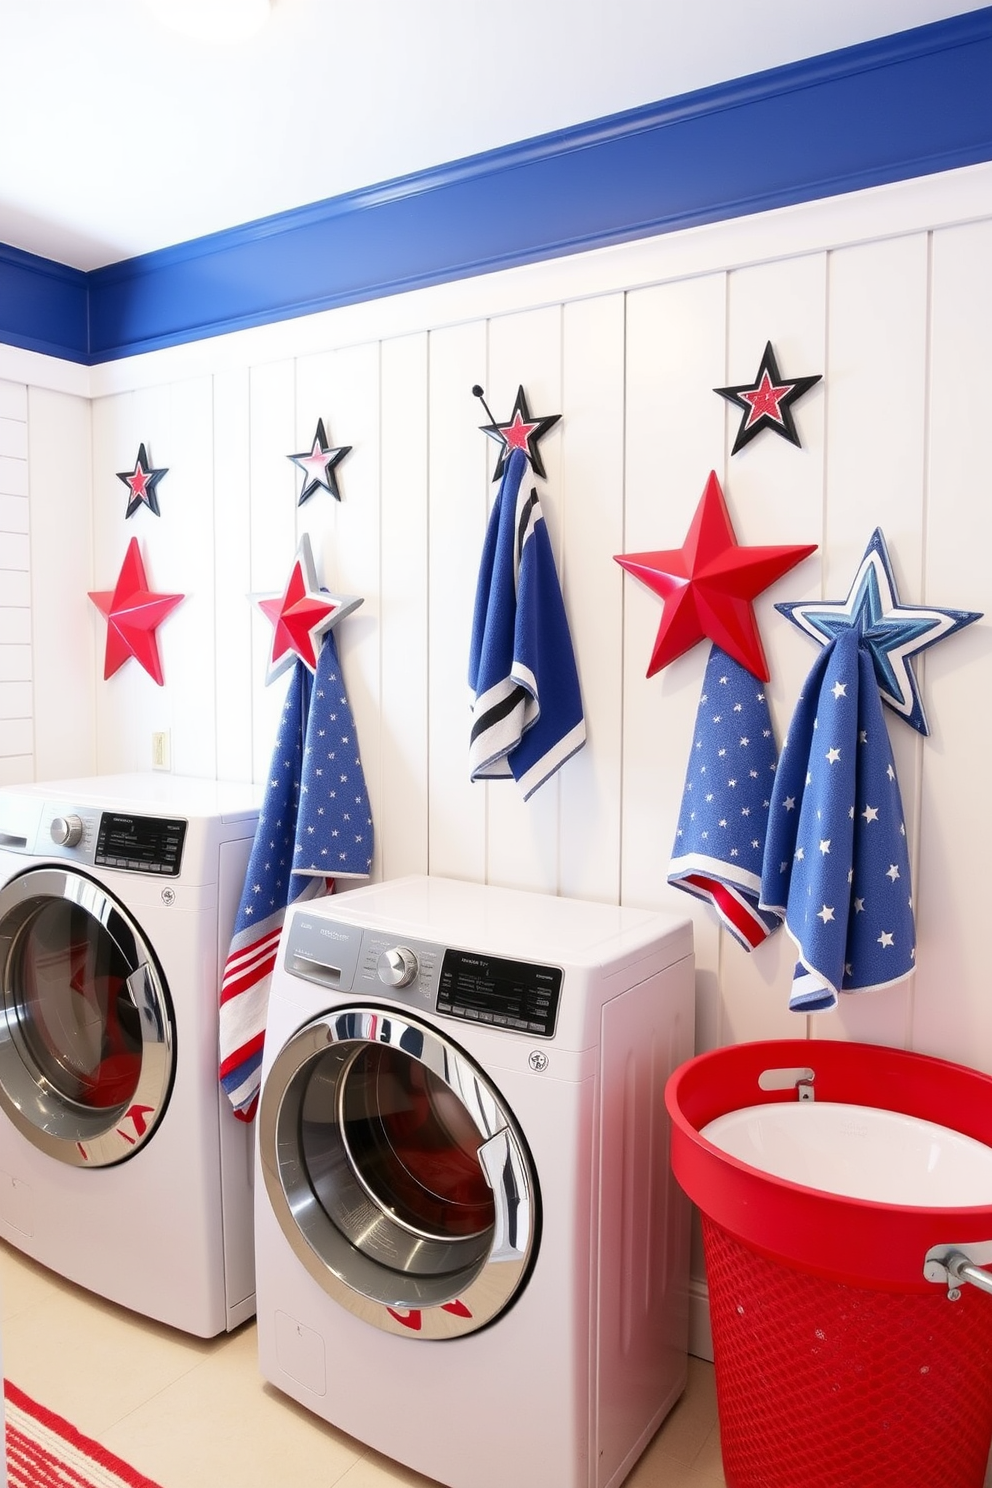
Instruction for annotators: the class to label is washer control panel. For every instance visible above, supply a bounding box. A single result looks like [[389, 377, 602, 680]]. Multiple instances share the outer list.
[[284, 912, 563, 1037], [17, 804, 188, 875], [437, 949, 562, 1038]]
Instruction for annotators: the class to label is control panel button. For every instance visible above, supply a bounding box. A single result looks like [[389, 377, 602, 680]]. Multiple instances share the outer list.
[[50, 814, 83, 848], [376, 946, 419, 988]]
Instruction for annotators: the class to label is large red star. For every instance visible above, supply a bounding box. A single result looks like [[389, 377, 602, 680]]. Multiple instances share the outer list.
[[255, 533, 363, 684], [88, 538, 184, 686], [614, 471, 817, 681]]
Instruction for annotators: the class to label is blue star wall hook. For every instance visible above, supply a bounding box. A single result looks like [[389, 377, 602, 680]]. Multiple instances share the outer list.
[[288, 418, 351, 504], [474, 383, 561, 481], [714, 341, 821, 455], [776, 527, 982, 734]]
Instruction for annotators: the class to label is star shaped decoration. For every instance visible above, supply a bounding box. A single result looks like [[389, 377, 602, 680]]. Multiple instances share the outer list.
[[714, 342, 821, 455], [614, 470, 816, 681], [116, 443, 168, 519], [254, 532, 363, 684], [479, 384, 561, 481], [776, 527, 982, 734], [288, 419, 351, 504], [88, 537, 184, 686]]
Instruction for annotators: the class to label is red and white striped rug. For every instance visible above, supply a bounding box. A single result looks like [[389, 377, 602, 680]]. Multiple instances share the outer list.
[[4, 1381, 165, 1488]]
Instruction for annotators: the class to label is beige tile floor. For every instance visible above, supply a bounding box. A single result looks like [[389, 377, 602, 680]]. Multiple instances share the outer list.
[[0, 1240, 726, 1488]]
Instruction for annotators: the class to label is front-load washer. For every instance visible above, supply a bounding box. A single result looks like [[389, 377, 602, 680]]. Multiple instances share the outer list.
[[0, 772, 261, 1337], [256, 874, 695, 1488]]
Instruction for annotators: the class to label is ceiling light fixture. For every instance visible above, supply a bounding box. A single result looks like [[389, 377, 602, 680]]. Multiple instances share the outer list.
[[143, 0, 272, 44]]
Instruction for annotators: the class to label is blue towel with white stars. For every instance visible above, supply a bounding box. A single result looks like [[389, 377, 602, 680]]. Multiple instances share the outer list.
[[294, 630, 374, 877], [219, 630, 373, 1120], [668, 645, 783, 949], [760, 626, 916, 1011]]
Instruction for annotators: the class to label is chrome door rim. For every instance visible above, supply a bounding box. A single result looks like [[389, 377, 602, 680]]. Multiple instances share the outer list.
[[0, 867, 174, 1167], [259, 1005, 539, 1339]]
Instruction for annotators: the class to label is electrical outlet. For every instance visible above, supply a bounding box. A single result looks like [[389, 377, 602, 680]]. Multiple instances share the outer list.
[[152, 730, 171, 771]]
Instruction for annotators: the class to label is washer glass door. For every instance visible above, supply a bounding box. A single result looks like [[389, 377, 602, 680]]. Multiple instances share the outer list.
[[260, 1007, 539, 1338], [0, 868, 174, 1166]]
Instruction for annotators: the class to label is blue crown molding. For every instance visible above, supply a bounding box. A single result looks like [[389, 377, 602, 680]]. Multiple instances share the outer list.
[[3, 8, 990, 366], [0, 243, 89, 361]]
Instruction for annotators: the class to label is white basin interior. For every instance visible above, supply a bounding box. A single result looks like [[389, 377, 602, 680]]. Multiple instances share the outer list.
[[700, 1101, 992, 1207]]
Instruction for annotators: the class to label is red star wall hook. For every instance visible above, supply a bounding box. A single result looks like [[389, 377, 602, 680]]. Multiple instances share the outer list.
[[474, 383, 561, 481], [288, 418, 351, 504], [253, 533, 363, 684], [117, 443, 168, 518], [614, 471, 817, 681], [714, 342, 821, 455], [88, 538, 185, 685]]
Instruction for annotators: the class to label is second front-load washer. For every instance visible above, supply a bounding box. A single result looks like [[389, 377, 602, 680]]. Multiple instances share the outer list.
[[0, 773, 261, 1337], [256, 874, 695, 1488]]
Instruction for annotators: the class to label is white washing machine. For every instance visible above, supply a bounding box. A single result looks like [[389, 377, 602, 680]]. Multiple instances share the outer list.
[[256, 874, 695, 1488], [0, 773, 261, 1337]]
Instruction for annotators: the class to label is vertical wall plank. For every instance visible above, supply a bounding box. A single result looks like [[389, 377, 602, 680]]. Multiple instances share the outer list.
[[213, 367, 254, 783], [380, 332, 429, 881], [91, 383, 180, 773], [296, 342, 382, 882], [558, 293, 625, 905], [914, 217, 992, 1074], [484, 304, 564, 894], [248, 359, 297, 782], [28, 387, 94, 781], [0, 376, 32, 784], [719, 253, 828, 1045], [814, 233, 930, 1051], [426, 320, 488, 884], [622, 273, 727, 1054], [157, 376, 216, 779]]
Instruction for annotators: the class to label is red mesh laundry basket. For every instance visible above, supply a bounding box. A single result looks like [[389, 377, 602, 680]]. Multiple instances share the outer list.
[[666, 1040, 992, 1488]]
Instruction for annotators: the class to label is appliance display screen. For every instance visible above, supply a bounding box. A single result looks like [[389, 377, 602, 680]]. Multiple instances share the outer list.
[[436, 949, 562, 1039], [95, 813, 188, 876]]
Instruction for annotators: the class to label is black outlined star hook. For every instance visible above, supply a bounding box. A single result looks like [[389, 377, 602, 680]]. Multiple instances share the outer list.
[[117, 443, 168, 519], [288, 418, 352, 504], [479, 384, 561, 481], [714, 342, 821, 455]]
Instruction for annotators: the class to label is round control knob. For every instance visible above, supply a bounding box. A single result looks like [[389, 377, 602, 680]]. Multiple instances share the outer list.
[[50, 814, 83, 848], [376, 946, 419, 988]]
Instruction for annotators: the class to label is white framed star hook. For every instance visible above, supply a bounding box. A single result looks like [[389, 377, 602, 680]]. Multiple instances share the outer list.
[[252, 532, 363, 684]]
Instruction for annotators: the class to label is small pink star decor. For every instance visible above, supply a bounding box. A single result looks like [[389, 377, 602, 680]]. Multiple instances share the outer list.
[[714, 342, 821, 455], [614, 470, 817, 681], [88, 538, 184, 685], [254, 533, 363, 684], [288, 418, 351, 504]]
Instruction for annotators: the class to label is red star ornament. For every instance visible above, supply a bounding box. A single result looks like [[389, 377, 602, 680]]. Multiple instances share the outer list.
[[254, 533, 363, 684], [88, 538, 185, 686], [614, 471, 817, 681]]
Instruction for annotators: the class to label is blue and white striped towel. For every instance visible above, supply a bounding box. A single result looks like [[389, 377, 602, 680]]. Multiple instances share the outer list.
[[468, 447, 585, 799]]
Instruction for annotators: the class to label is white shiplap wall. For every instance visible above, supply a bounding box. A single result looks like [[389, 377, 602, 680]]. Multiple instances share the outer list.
[[4, 164, 986, 1072], [3, 164, 991, 1351], [0, 379, 32, 784]]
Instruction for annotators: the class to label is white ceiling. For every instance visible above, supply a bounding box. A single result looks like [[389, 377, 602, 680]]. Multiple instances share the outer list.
[[0, 0, 982, 271]]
